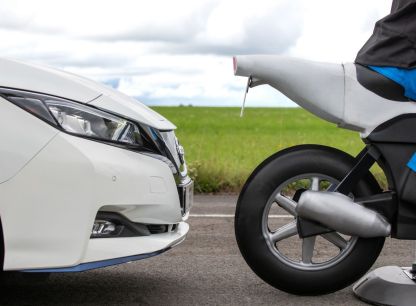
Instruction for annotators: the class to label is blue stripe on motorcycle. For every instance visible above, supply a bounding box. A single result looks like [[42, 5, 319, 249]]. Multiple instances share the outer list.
[[407, 153, 416, 172], [21, 247, 170, 273]]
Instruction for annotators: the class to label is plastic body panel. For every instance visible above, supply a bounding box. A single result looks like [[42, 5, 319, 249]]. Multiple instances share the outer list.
[[343, 64, 416, 136], [23, 223, 188, 272], [0, 97, 58, 183], [0, 58, 189, 271], [367, 114, 416, 239], [353, 266, 416, 306], [234, 55, 345, 125], [82, 222, 188, 264], [233, 55, 416, 136], [0, 129, 185, 270], [0, 58, 100, 103], [90, 93, 176, 131], [0, 58, 176, 130]]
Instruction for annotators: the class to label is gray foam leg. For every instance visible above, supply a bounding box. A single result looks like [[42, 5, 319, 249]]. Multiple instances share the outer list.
[[353, 266, 416, 306]]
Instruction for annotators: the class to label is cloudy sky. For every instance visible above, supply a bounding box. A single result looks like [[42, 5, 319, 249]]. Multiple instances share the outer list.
[[0, 0, 392, 107]]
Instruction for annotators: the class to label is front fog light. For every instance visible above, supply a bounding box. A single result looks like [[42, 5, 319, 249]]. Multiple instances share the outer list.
[[91, 220, 120, 238]]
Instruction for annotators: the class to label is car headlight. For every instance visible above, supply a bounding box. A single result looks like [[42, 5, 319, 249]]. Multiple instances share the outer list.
[[0, 88, 167, 156]]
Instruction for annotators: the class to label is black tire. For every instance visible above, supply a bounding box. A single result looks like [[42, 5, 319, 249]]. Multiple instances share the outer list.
[[235, 144, 385, 295]]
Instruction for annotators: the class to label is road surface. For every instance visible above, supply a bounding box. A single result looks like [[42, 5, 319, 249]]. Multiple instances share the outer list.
[[0, 195, 413, 305]]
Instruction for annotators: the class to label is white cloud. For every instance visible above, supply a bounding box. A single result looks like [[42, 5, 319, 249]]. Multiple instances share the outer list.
[[290, 0, 391, 63], [0, 0, 392, 107]]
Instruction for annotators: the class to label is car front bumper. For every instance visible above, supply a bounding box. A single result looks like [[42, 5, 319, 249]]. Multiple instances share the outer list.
[[23, 222, 189, 272], [0, 129, 190, 271]]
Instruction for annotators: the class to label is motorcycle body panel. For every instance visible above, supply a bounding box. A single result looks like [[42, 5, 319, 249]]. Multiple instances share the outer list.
[[367, 114, 416, 239], [233, 55, 416, 136]]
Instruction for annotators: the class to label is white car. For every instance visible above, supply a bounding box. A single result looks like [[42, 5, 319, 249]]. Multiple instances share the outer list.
[[0, 58, 193, 273]]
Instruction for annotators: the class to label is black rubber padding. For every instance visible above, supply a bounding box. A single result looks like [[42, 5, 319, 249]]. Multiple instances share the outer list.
[[235, 144, 385, 295], [355, 64, 409, 102]]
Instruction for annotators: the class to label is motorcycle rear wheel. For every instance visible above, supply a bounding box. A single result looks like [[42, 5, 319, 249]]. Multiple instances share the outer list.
[[235, 145, 385, 295]]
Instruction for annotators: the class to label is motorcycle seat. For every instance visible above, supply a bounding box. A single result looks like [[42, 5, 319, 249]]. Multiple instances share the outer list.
[[355, 64, 409, 102]]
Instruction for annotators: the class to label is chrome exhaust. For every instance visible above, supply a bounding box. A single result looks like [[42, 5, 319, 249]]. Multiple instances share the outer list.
[[297, 191, 391, 238]]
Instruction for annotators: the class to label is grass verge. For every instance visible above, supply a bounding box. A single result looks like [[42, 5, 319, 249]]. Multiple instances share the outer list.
[[153, 107, 386, 193]]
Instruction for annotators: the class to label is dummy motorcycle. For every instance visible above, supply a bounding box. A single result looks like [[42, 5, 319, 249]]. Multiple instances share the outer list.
[[233, 55, 416, 299]]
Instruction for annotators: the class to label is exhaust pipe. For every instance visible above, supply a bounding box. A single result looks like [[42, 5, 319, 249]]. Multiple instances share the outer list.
[[297, 191, 391, 238]]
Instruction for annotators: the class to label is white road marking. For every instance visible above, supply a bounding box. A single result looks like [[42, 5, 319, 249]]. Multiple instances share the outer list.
[[190, 214, 293, 219]]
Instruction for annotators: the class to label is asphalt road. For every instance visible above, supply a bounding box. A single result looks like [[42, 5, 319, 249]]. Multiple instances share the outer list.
[[0, 195, 414, 305]]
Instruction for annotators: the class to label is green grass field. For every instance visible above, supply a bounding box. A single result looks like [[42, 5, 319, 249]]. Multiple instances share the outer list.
[[153, 107, 386, 193]]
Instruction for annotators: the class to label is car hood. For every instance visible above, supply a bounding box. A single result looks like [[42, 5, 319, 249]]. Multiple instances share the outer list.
[[0, 58, 176, 130]]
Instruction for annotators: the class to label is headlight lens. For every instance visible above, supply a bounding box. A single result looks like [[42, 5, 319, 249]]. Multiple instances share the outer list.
[[1, 88, 151, 149], [0, 87, 184, 174], [46, 99, 143, 145]]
